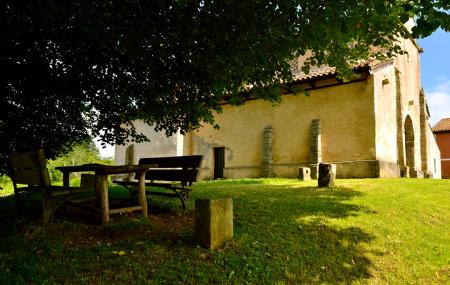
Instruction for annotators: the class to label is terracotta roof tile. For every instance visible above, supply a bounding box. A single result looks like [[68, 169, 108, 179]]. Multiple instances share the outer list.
[[432, 118, 450, 132], [290, 60, 381, 82]]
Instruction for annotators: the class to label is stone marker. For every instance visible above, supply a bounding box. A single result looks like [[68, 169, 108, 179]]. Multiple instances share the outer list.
[[309, 164, 319, 180], [318, 163, 336, 188], [195, 198, 233, 250], [400, 166, 410, 178], [80, 174, 96, 190], [298, 167, 311, 181]]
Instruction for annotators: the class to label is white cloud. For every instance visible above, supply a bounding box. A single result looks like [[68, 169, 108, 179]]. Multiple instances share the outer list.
[[426, 79, 450, 125]]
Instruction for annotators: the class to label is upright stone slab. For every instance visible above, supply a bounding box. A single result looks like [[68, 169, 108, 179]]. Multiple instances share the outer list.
[[298, 167, 311, 181], [318, 163, 336, 188], [309, 119, 322, 179], [80, 174, 96, 189], [195, 198, 233, 250], [400, 166, 410, 178], [261, 125, 273, 178], [309, 164, 319, 180], [124, 144, 135, 181]]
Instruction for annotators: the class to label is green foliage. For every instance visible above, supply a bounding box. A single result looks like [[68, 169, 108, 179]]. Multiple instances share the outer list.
[[47, 140, 113, 182], [0, 178, 449, 284], [1, 1, 449, 175]]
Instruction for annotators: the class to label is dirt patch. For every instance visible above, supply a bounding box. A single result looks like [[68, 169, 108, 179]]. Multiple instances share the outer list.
[[47, 207, 196, 249]]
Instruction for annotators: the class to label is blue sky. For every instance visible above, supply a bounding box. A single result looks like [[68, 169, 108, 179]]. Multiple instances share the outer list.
[[419, 29, 450, 125]]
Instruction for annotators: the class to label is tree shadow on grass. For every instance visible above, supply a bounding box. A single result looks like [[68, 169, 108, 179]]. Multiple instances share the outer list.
[[0, 183, 382, 284], [226, 185, 381, 284]]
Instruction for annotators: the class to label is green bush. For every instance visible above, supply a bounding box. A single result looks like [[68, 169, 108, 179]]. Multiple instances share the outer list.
[[47, 140, 113, 182]]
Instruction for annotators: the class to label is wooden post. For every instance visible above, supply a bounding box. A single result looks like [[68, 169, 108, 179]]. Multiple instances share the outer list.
[[136, 171, 148, 217], [62, 172, 70, 187], [96, 174, 109, 223]]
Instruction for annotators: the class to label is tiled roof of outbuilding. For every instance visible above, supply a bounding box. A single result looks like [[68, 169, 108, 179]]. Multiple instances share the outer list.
[[432, 118, 450, 132]]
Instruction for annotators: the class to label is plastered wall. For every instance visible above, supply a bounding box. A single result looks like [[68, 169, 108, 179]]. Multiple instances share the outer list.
[[186, 80, 376, 179], [115, 120, 180, 165]]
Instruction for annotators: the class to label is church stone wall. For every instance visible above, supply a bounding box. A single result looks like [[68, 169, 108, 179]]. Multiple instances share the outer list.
[[186, 80, 376, 180]]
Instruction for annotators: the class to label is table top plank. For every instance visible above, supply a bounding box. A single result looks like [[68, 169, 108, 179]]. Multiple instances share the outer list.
[[55, 164, 158, 174]]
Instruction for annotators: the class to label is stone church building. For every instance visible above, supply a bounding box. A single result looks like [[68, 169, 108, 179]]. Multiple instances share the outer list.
[[115, 37, 442, 180]]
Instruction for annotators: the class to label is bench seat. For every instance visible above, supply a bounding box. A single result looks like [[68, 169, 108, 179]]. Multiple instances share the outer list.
[[113, 155, 202, 209]]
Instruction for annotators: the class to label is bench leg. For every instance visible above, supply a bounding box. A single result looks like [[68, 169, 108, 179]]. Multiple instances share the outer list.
[[96, 174, 109, 224], [136, 172, 148, 217], [174, 189, 191, 210], [42, 196, 63, 225]]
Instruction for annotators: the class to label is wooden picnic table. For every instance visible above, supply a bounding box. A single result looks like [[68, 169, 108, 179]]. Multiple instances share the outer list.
[[55, 164, 157, 224]]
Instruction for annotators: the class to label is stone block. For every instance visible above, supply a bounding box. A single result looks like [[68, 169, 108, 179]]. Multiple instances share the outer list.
[[318, 163, 336, 188], [410, 170, 424, 178], [309, 164, 319, 179], [195, 198, 233, 250], [298, 167, 311, 181], [80, 174, 95, 189], [400, 166, 409, 178]]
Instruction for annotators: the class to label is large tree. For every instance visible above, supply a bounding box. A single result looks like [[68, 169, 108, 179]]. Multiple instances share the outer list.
[[1, 1, 449, 174]]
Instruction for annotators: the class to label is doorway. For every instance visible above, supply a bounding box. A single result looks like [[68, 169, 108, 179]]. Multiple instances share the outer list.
[[213, 147, 225, 180], [404, 115, 415, 170]]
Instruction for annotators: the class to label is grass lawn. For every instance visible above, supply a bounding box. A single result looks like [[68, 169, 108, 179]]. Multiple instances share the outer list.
[[0, 178, 449, 284]]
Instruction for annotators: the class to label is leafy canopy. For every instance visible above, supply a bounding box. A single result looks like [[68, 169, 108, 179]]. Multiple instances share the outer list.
[[1, 1, 449, 174]]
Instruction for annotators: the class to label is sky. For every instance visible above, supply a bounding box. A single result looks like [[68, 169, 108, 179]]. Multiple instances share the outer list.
[[418, 29, 450, 125], [96, 29, 450, 158]]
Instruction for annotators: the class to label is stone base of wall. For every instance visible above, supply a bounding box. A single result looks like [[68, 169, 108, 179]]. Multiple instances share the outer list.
[[197, 160, 405, 180], [378, 161, 402, 178]]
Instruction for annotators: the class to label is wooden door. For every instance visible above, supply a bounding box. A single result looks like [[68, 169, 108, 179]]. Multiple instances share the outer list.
[[214, 147, 225, 179]]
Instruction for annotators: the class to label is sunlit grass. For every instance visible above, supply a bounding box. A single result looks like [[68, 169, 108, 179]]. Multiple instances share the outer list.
[[0, 178, 449, 284]]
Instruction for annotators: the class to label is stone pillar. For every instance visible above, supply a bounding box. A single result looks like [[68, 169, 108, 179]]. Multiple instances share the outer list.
[[309, 119, 322, 179], [298, 167, 311, 181], [124, 144, 135, 181], [395, 69, 406, 169], [400, 166, 410, 178], [419, 90, 429, 174], [318, 163, 336, 188], [261, 125, 273, 178], [195, 198, 233, 250]]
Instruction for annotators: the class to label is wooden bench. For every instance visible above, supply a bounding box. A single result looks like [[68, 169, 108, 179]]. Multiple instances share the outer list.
[[8, 149, 93, 225], [113, 155, 203, 209]]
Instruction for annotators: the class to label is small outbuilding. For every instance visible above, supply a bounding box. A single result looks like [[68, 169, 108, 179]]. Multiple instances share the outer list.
[[432, 118, 450, 178]]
